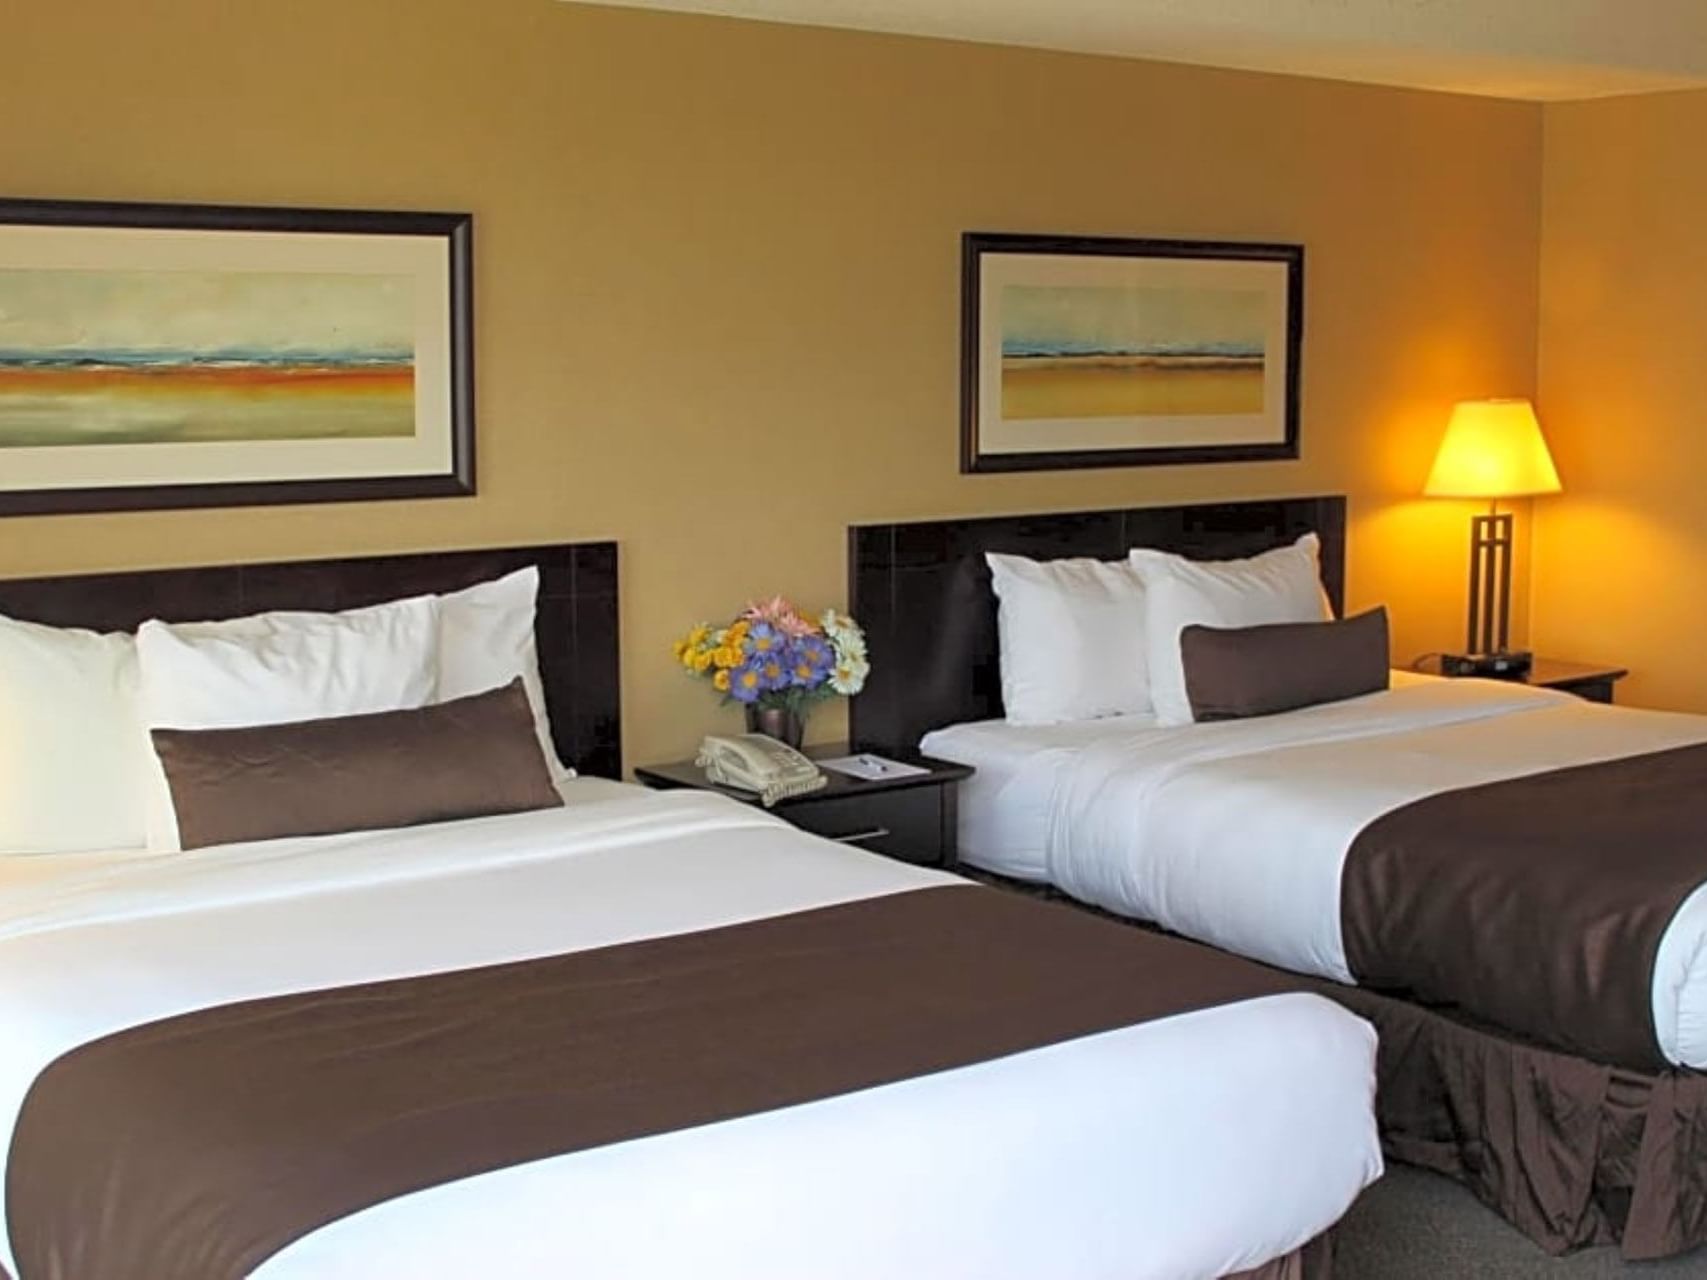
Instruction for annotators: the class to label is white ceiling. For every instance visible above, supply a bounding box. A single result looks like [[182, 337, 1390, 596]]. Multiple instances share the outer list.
[[574, 0, 1707, 101]]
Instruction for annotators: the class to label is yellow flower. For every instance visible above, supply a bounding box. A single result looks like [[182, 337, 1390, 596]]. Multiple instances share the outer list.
[[692, 651, 714, 673], [713, 646, 739, 668], [712, 669, 731, 692], [726, 620, 750, 644], [686, 624, 710, 649]]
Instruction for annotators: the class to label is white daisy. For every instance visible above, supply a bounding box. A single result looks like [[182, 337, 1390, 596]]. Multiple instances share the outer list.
[[820, 608, 856, 639], [832, 631, 867, 661], [829, 655, 870, 696]]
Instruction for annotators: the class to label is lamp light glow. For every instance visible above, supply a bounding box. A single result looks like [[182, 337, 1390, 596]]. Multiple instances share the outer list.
[[1424, 398, 1561, 500]]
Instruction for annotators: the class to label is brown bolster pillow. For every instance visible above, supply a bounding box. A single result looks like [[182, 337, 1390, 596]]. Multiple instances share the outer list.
[[152, 678, 563, 851], [1181, 606, 1390, 722]]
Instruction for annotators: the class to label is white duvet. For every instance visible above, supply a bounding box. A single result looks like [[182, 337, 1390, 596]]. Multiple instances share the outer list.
[[0, 783, 1380, 1280], [1038, 675, 1707, 1069]]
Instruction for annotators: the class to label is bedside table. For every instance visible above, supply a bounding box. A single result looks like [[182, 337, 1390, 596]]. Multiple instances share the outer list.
[[1420, 656, 1628, 704], [1521, 658, 1628, 704], [634, 745, 973, 869]]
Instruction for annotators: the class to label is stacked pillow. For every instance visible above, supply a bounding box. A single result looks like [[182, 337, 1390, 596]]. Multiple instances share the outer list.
[[989, 532, 1383, 731], [0, 566, 565, 856], [0, 617, 148, 854], [986, 553, 1150, 725]]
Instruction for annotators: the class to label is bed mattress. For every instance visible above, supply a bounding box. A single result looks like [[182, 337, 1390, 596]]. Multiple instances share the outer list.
[[0, 783, 1379, 1279]]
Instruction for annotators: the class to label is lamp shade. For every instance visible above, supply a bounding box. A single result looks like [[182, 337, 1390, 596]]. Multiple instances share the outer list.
[[1424, 398, 1562, 499]]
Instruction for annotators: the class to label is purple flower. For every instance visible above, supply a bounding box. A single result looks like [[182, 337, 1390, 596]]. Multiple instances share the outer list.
[[787, 636, 835, 689], [745, 621, 782, 659], [757, 653, 790, 692], [729, 661, 766, 704]]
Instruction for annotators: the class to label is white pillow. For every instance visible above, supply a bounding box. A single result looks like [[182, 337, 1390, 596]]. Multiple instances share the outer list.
[[137, 594, 440, 851], [986, 552, 1150, 726], [0, 615, 148, 853], [437, 567, 568, 777], [1129, 534, 1330, 727]]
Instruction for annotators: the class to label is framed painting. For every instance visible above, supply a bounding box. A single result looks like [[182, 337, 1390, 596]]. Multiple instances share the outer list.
[[961, 232, 1303, 473], [0, 197, 473, 515]]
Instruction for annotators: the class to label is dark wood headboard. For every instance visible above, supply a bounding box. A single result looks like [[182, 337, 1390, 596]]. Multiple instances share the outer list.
[[848, 496, 1346, 755], [0, 541, 623, 779]]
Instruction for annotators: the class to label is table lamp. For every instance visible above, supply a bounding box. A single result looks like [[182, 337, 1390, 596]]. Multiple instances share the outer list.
[[1424, 398, 1561, 677]]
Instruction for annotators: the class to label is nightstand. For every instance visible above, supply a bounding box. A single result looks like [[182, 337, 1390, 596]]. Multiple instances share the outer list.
[[634, 745, 972, 869], [1421, 656, 1628, 704], [1522, 658, 1628, 704]]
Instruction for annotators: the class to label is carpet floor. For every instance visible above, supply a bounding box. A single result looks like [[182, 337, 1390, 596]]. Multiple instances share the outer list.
[[1336, 1165, 1707, 1277]]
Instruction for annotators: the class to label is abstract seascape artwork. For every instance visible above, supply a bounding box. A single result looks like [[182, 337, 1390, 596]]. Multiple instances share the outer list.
[[961, 234, 1302, 473], [0, 199, 473, 515], [0, 270, 416, 448]]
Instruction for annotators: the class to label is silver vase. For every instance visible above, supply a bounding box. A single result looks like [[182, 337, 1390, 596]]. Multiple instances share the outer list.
[[745, 705, 805, 749]]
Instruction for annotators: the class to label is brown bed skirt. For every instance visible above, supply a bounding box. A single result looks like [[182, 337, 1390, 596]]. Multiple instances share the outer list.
[[1226, 1231, 1333, 1278], [1319, 982, 1707, 1260], [960, 868, 1707, 1263]]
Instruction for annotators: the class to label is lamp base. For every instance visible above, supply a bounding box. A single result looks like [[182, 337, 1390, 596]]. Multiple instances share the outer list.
[[1441, 650, 1534, 679]]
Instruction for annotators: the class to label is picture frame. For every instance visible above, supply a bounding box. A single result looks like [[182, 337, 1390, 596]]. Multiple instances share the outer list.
[[0, 197, 474, 516], [961, 232, 1303, 473]]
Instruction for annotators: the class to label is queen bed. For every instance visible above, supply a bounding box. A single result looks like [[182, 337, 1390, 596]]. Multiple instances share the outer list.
[[850, 497, 1707, 1260], [0, 542, 1379, 1279]]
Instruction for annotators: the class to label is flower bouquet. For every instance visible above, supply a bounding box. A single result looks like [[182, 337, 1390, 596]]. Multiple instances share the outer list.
[[672, 597, 869, 747]]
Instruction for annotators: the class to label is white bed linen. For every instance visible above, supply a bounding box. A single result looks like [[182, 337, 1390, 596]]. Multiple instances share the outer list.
[[921, 714, 1159, 881], [0, 784, 1380, 1280], [1037, 675, 1707, 1068]]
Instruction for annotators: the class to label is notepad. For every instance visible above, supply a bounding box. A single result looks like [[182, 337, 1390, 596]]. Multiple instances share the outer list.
[[818, 754, 929, 782]]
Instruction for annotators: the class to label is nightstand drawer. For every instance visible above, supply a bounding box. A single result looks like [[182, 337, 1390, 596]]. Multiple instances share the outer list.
[[787, 787, 945, 865]]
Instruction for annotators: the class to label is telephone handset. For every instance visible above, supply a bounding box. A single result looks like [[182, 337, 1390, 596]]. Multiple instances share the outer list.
[[696, 733, 827, 807]]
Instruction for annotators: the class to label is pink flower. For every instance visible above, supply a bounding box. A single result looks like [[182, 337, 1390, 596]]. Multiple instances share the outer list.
[[742, 595, 818, 637]]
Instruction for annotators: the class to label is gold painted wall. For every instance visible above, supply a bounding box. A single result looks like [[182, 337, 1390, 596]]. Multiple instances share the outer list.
[[1534, 89, 1707, 710], [1, 0, 1542, 765]]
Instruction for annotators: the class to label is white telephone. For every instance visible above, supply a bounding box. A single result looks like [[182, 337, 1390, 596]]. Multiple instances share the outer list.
[[696, 733, 827, 807]]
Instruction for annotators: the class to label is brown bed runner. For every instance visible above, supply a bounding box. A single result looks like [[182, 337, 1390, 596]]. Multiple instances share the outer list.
[[7, 883, 1307, 1280], [1341, 741, 1707, 1073]]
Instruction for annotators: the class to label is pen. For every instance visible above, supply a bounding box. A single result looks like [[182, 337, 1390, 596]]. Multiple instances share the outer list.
[[859, 754, 889, 774]]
